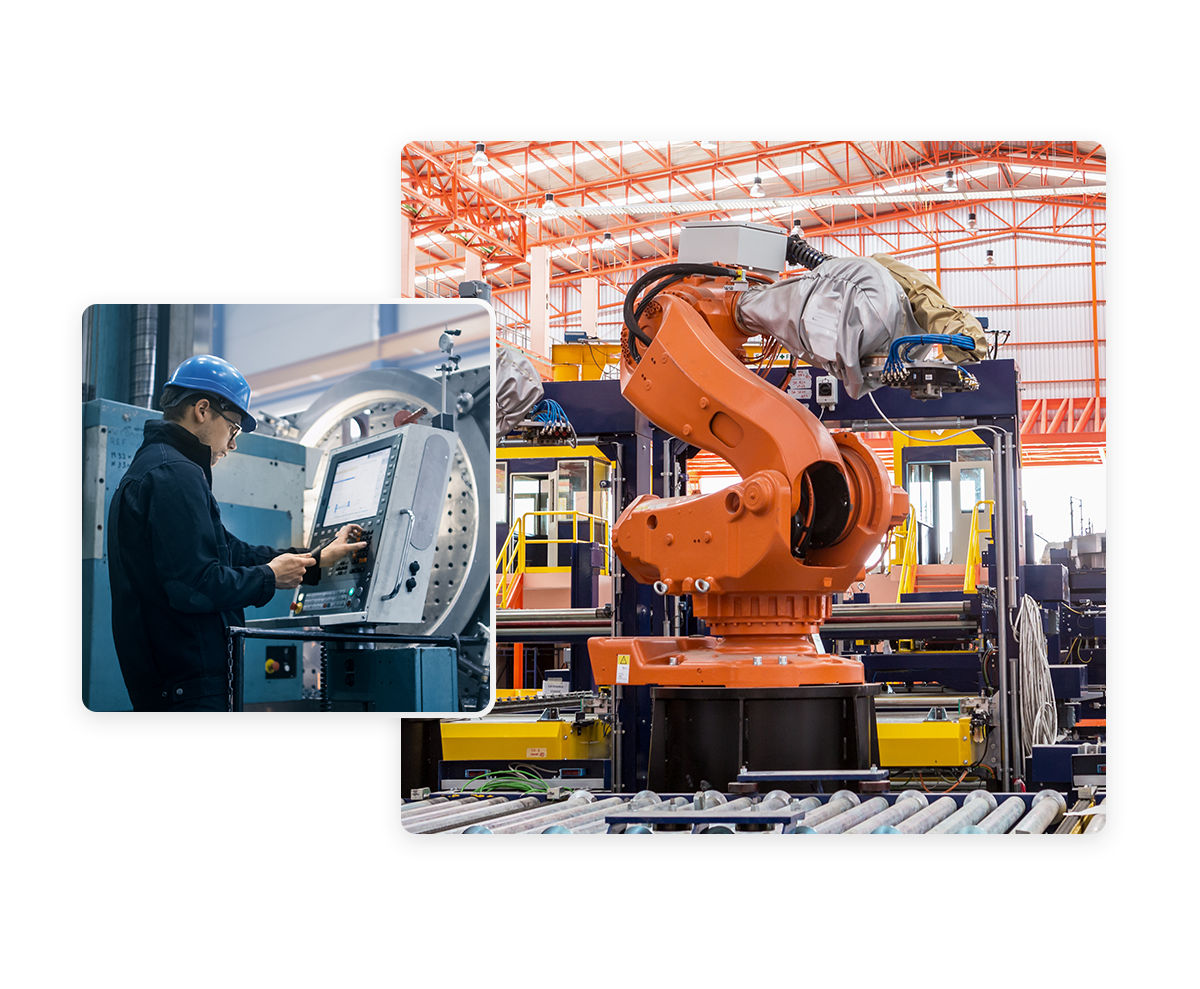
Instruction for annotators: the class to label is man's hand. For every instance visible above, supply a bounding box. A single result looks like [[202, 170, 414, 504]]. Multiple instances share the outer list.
[[319, 524, 369, 567], [268, 552, 317, 589]]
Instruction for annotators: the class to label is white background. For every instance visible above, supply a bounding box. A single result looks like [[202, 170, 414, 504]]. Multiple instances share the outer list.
[[1, 2, 1190, 985]]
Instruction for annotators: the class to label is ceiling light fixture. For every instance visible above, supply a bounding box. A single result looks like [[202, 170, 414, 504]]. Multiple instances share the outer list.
[[542, 192, 558, 215], [985, 249, 996, 266], [967, 211, 977, 230], [470, 142, 488, 169], [599, 231, 616, 252], [942, 169, 958, 193], [749, 175, 766, 199]]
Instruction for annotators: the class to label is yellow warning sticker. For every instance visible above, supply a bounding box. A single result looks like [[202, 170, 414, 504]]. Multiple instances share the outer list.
[[616, 653, 631, 684]]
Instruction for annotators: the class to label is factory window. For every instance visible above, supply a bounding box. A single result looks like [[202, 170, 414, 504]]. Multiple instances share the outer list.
[[511, 474, 551, 537], [959, 466, 985, 511], [556, 460, 589, 515], [593, 461, 612, 525], [907, 463, 935, 527], [495, 463, 507, 525]]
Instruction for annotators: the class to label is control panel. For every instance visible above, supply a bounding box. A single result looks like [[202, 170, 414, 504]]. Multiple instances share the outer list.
[[290, 424, 453, 625]]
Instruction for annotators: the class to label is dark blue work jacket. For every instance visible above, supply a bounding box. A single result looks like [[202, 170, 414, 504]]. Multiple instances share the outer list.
[[107, 420, 318, 711]]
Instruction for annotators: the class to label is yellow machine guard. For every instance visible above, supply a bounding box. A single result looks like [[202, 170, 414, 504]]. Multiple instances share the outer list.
[[440, 719, 609, 762], [876, 716, 984, 768]]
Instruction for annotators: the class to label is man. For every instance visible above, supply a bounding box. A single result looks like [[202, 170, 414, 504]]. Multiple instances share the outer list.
[[108, 354, 366, 711]]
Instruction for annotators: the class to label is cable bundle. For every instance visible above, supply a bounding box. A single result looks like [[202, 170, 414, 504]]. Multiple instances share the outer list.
[[460, 768, 552, 794], [1016, 594, 1059, 760], [527, 398, 577, 445], [883, 333, 977, 378]]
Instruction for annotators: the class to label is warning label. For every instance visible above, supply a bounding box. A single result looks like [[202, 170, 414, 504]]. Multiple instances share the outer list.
[[525, 748, 548, 759], [615, 653, 631, 684]]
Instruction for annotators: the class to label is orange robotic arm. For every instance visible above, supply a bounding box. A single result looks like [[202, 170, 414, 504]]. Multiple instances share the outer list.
[[589, 268, 908, 688]]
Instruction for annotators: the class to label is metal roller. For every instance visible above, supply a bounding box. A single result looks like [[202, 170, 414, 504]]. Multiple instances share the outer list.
[[1013, 790, 1067, 835], [402, 795, 499, 822], [845, 790, 927, 834], [927, 790, 997, 834], [530, 801, 634, 834], [788, 796, 823, 816], [405, 796, 543, 834], [483, 793, 642, 835], [797, 796, 890, 834], [788, 790, 859, 832], [961, 796, 1027, 835], [874, 795, 958, 834], [400, 796, 452, 813], [449, 790, 598, 834]]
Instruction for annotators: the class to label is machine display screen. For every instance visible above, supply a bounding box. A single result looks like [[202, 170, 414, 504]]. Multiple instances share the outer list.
[[323, 447, 391, 525]]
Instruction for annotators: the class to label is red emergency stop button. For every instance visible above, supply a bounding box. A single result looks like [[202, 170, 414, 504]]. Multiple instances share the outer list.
[[265, 659, 280, 674]]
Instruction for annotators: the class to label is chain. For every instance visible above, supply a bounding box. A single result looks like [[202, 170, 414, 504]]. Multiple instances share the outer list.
[[227, 629, 235, 713]]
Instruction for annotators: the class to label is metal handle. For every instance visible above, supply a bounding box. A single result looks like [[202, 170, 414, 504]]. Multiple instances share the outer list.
[[380, 508, 416, 602]]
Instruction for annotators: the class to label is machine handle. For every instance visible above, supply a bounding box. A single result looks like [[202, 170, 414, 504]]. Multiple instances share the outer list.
[[380, 508, 416, 602]]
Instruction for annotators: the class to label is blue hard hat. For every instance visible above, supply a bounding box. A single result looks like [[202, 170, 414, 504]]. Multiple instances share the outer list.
[[164, 355, 256, 433]]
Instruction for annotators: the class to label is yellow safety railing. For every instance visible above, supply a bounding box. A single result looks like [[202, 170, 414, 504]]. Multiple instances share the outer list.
[[895, 509, 920, 601], [495, 510, 612, 606], [962, 499, 995, 594]]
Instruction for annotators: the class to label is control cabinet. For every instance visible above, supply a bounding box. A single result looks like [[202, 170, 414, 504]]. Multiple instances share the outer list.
[[293, 424, 453, 625]]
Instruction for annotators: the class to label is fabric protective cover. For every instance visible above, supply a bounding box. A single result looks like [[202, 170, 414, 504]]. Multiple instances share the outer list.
[[871, 254, 987, 363], [735, 256, 921, 398], [495, 344, 544, 436]]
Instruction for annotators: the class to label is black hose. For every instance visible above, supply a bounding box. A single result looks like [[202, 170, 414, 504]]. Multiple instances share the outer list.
[[786, 235, 834, 270], [623, 262, 737, 362]]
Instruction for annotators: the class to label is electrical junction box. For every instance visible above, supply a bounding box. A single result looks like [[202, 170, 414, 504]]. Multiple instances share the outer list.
[[677, 221, 787, 273], [815, 374, 839, 408]]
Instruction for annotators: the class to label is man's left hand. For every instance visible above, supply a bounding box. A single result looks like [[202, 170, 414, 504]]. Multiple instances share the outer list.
[[320, 524, 369, 567]]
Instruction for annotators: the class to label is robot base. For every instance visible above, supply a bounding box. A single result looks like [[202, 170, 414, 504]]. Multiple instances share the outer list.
[[589, 634, 866, 688], [647, 685, 881, 793]]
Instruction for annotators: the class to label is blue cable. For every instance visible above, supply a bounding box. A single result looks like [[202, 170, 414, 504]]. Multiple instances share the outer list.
[[885, 333, 976, 377]]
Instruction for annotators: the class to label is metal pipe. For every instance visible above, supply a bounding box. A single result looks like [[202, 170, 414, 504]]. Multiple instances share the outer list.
[[497, 607, 613, 623], [405, 796, 543, 834], [927, 790, 997, 834], [961, 795, 1026, 834], [797, 796, 889, 834], [828, 602, 972, 619], [1003, 428, 1023, 773], [1013, 790, 1067, 834], [991, 429, 1011, 791], [873, 795, 958, 834], [845, 791, 927, 834], [848, 417, 978, 432], [131, 304, 158, 408]]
